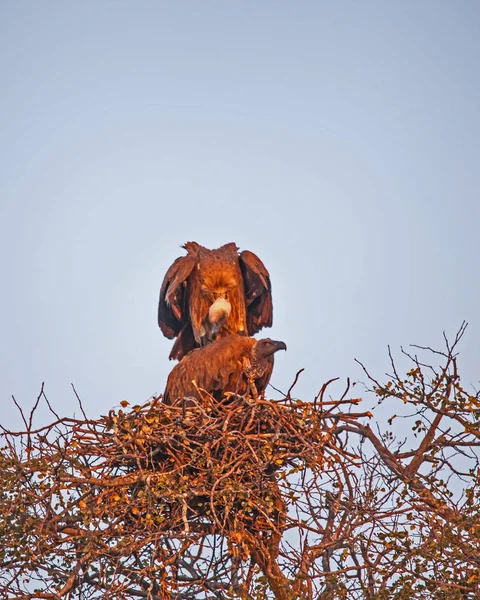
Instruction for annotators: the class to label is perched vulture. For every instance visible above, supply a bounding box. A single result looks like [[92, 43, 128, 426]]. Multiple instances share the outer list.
[[158, 242, 273, 360], [163, 334, 286, 405]]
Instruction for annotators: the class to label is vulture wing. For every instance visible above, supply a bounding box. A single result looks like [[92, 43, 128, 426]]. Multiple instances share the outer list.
[[158, 254, 196, 339], [168, 321, 196, 361], [255, 359, 274, 395], [239, 250, 273, 334]]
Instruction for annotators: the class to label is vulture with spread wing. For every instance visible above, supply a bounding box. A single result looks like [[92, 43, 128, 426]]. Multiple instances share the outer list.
[[158, 242, 273, 360], [163, 334, 286, 405]]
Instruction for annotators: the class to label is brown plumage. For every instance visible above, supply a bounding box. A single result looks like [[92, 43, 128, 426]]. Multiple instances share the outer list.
[[158, 242, 273, 360], [163, 334, 286, 405]]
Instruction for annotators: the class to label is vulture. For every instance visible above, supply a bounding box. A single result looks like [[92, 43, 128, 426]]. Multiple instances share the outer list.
[[163, 334, 286, 405], [158, 242, 273, 360]]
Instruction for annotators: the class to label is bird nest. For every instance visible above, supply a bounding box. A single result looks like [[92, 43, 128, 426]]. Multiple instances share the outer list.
[[66, 389, 362, 542], [0, 382, 368, 597], [3, 385, 365, 569]]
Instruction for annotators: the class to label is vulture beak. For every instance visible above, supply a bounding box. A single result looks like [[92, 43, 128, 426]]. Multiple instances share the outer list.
[[272, 340, 287, 353]]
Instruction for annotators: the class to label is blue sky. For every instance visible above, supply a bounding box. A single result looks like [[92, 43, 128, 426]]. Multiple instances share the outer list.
[[1, 1, 479, 428]]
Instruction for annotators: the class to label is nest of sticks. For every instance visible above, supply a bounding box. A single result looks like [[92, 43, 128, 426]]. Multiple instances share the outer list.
[[2, 381, 367, 571], [65, 385, 364, 542], [0, 379, 370, 600]]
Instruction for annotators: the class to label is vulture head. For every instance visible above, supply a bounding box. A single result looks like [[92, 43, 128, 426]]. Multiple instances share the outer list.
[[253, 338, 287, 359], [206, 297, 232, 341]]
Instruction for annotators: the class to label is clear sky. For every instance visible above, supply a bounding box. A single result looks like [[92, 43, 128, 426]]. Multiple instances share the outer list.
[[1, 1, 479, 428]]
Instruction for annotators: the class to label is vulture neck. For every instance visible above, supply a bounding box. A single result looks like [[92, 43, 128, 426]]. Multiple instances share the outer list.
[[250, 343, 273, 372]]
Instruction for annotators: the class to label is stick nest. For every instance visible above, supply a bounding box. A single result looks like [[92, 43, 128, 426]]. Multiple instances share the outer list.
[[1, 389, 364, 568], [86, 393, 346, 537]]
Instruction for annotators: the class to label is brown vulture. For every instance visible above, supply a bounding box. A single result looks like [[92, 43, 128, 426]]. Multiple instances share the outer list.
[[158, 242, 273, 360], [163, 334, 286, 405]]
